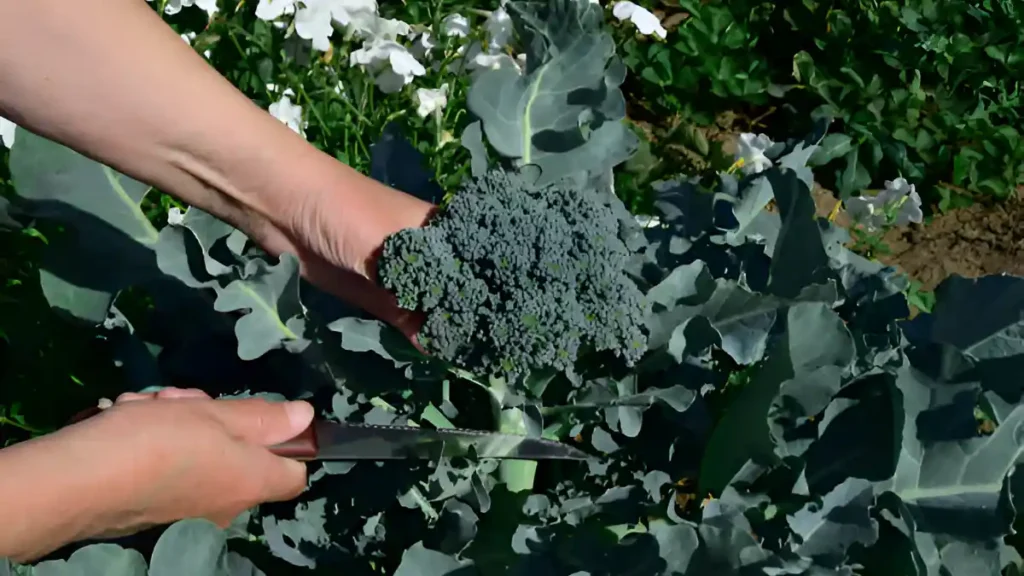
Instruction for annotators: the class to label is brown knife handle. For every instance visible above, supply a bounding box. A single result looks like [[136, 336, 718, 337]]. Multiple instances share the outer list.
[[66, 404, 320, 461], [268, 423, 319, 460], [67, 405, 104, 425]]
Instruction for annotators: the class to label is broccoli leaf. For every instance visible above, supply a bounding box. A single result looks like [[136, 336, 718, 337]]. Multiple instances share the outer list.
[[29, 545, 147, 576], [0, 196, 21, 230], [885, 360, 1024, 543], [8, 129, 162, 322], [787, 477, 879, 564], [467, 0, 637, 183], [156, 207, 237, 288], [149, 520, 264, 576], [213, 253, 309, 360], [394, 543, 474, 576]]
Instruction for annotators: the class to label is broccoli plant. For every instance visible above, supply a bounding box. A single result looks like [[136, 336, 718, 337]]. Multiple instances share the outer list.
[[5, 1, 1024, 575], [378, 167, 649, 381]]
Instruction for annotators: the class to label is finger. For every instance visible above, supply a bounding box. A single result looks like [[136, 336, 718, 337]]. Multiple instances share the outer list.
[[207, 510, 249, 530], [306, 268, 425, 349], [391, 308, 426, 351], [241, 446, 309, 504], [206, 398, 314, 446], [155, 387, 210, 400], [115, 391, 157, 403], [115, 387, 205, 403], [208, 514, 235, 529]]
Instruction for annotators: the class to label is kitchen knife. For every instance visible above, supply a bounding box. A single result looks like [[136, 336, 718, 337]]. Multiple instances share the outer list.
[[68, 405, 590, 461]]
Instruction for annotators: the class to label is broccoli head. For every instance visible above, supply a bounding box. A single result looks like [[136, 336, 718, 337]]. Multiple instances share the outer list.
[[377, 168, 649, 381]]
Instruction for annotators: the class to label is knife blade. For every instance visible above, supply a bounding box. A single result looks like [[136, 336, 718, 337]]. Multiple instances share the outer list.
[[274, 420, 590, 461], [68, 405, 589, 461]]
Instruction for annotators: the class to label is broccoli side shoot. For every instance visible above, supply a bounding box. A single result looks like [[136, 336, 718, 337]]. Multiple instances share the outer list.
[[377, 168, 649, 381]]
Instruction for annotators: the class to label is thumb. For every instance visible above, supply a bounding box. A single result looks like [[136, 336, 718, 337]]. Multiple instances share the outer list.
[[241, 445, 309, 505], [208, 398, 315, 446]]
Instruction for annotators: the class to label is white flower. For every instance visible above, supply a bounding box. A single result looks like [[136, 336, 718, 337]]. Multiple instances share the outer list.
[[332, 0, 409, 41], [486, 7, 514, 51], [410, 31, 436, 59], [472, 51, 516, 71], [0, 116, 16, 149], [611, 1, 667, 39], [880, 178, 924, 226], [167, 207, 186, 225], [735, 133, 774, 175], [359, 16, 412, 40], [441, 14, 470, 37], [150, 0, 218, 17], [294, 0, 337, 51], [634, 214, 662, 228], [332, 0, 383, 36], [414, 84, 449, 118], [179, 31, 211, 58], [255, 0, 392, 48], [379, 50, 427, 92], [255, 0, 295, 21], [451, 41, 518, 73], [268, 88, 306, 136], [843, 196, 885, 231], [351, 39, 426, 93], [845, 178, 923, 231], [192, 0, 218, 16]]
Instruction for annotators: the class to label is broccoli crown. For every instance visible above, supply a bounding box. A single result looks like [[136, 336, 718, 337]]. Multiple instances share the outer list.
[[377, 168, 649, 380]]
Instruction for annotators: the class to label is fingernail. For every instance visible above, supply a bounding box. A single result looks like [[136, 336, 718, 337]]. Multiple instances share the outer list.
[[284, 401, 314, 430]]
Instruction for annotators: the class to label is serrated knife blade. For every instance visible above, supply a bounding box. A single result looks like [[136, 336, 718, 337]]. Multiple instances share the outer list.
[[272, 421, 590, 461]]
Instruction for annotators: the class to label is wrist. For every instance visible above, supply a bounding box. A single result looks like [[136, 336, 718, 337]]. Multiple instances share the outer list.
[[173, 119, 435, 283], [0, 426, 135, 562], [279, 156, 436, 281]]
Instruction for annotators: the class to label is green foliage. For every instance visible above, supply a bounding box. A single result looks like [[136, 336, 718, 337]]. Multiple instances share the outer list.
[[618, 0, 1024, 204], [175, 0, 476, 186], [2, 519, 258, 575], [467, 0, 637, 183], [6, 1, 1024, 575], [620, 0, 776, 120], [0, 0, 485, 446], [1, 166, 128, 441]]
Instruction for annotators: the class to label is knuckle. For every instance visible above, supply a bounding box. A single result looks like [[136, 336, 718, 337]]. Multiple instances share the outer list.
[[115, 392, 145, 403]]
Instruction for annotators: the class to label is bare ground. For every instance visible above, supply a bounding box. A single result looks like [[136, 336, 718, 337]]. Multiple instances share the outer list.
[[813, 187, 1024, 291]]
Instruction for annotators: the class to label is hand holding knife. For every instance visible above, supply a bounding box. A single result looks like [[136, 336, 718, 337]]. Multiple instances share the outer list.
[[69, 402, 589, 462]]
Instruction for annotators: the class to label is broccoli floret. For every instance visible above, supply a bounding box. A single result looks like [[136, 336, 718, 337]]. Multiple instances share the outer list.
[[377, 168, 649, 381]]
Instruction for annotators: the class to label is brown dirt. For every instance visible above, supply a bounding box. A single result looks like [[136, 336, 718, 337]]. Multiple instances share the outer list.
[[624, 110, 748, 178], [813, 187, 1024, 291], [626, 114, 1024, 293]]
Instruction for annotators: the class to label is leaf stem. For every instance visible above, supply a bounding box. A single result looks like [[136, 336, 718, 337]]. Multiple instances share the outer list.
[[0, 416, 45, 436]]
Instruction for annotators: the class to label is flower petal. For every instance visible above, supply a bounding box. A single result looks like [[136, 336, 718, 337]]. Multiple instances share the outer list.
[[441, 13, 470, 37], [0, 116, 16, 149]]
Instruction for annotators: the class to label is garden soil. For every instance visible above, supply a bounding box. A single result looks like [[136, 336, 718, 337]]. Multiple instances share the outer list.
[[629, 114, 1024, 293], [812, 187, 1024, 291]]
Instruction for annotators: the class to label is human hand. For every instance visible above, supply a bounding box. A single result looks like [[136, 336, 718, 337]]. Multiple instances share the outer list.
[[244, 167, 435, 343], [293, 178, 435, 343], [54, 388, 313, 540]]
